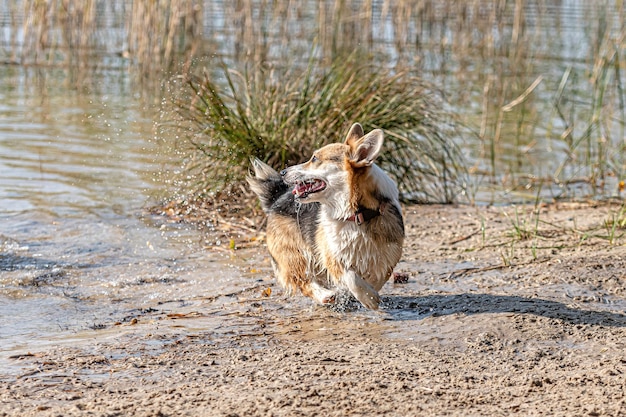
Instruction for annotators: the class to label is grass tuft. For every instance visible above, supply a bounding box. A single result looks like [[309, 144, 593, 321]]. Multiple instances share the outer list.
[[172, 55, 467, 205]]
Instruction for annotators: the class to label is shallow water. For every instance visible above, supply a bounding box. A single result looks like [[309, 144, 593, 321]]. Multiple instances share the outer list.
[[0, 67, 270, 359]]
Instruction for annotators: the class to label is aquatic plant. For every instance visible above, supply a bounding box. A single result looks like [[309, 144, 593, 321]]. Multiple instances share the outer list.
[[172, 55, 467, 204]]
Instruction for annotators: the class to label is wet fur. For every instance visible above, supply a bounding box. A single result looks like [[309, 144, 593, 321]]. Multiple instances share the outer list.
[[247, 123, 404, 309]]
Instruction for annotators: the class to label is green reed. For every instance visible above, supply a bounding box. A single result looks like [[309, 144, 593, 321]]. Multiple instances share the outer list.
[[171, 55, 466, 204]]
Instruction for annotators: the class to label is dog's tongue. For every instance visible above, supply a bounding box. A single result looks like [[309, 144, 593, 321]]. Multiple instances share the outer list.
[[292, 183, 309, 197]]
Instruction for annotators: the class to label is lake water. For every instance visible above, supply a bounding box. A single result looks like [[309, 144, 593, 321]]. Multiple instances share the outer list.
[[0, 67, 272, 362], [0, 0, 625, 363]]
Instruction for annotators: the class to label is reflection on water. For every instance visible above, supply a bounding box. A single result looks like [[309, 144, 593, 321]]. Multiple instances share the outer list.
[[0, 67, 268, 358], [3, 0, 625, 201], [0, 68, 159, 217]]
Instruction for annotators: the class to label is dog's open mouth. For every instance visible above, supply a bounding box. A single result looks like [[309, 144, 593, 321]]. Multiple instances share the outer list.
[[292, 179, 327, 199]]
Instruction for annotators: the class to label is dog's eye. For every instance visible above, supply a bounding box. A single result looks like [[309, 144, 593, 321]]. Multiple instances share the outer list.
[[311, 155, 318, 163]]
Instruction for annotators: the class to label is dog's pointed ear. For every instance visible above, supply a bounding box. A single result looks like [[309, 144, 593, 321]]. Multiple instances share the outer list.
[[349, 129, 384, 167], [344, 123, 365, 148]]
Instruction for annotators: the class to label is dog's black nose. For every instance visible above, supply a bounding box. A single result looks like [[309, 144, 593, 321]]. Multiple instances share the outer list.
[[280, 169, 287, 176]]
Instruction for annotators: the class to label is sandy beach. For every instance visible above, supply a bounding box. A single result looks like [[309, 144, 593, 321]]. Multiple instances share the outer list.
[[2, 203, 625, 416]]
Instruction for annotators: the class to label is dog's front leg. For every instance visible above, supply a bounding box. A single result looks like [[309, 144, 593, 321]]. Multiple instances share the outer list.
[[342, 270, 381, 310]]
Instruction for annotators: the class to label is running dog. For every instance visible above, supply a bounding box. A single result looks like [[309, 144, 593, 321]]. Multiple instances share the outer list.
[[247, 123, 404, 309]]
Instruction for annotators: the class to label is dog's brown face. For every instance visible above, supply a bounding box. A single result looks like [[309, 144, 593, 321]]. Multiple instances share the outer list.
[[282, 143, 349, 202], [281, 124, 384, 204]]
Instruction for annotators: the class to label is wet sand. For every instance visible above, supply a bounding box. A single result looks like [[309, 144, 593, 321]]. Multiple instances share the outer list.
[[2, 203, 625, 416]]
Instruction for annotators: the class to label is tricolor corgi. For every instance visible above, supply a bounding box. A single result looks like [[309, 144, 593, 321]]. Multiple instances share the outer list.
[[247, 123, 404, 309]]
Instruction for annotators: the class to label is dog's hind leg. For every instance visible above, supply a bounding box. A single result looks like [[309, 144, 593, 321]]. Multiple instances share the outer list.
[[342, 270, 381, 310], [267, 215, 312, 297]]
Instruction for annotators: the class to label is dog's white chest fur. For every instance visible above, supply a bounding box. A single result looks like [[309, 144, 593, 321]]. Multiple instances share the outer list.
[[319, 210, 396, 291]]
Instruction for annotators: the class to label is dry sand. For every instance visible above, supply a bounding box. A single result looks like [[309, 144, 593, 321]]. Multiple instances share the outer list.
[[1, 203, 625, 416]]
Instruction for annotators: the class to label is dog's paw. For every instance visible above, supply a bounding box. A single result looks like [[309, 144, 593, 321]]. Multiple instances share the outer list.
[[322, 294, 336, 304], [356, 288, 380, 310], [310, 282, 337, 305], [343, 272, 381, 310]]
